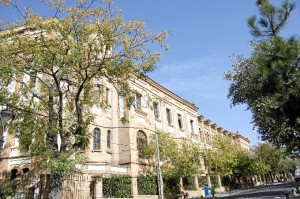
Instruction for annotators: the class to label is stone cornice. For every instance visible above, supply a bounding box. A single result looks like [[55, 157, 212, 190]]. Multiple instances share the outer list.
[[144, 76, 198, 112]]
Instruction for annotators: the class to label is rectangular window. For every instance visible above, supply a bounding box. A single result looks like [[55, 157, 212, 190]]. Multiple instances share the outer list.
[[178, 114, 183, 129], [136, 93, 142, 109], [105, 87, 110, 103], [166, 108, 172, 125], [93, 128, 101, 150], [107, 130, 111, 149], [190, 120, 194, 133], [153, 101, 160, 119]]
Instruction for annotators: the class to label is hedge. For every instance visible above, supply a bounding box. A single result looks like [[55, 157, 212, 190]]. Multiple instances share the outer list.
[[137, 175, 158, 195], [103, 175, 132, 198]]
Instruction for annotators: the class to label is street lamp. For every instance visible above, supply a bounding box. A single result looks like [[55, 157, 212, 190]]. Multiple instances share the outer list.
[[0, 104, 14, 160], [155, 124, 164, 199]]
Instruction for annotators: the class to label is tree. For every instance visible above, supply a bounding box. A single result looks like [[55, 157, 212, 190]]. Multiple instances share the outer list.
[[225, 0, 300, 154], [0, 0, 167, 195], [203, 135, 244, 177], [143, 132, 203, 179], [253, 143, 283, 172]]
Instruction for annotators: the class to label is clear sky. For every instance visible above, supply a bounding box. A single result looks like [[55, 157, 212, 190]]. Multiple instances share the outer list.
[[1, 0, 299, 146], [114, 0, 300, 146]]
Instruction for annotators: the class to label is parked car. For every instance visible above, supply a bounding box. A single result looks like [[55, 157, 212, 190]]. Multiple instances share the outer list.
[[294, 169, 300, 182]]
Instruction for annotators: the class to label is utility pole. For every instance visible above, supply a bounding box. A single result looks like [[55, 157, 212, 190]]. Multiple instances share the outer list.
[[155, 124, 164, 199]]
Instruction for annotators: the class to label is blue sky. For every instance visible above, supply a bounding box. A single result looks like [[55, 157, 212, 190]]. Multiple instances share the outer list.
[[1, 0, 299, 146], [114, 0, 300, 146]]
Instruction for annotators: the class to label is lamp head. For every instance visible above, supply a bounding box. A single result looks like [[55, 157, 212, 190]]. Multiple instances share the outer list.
[[0, 105, 14, 122]]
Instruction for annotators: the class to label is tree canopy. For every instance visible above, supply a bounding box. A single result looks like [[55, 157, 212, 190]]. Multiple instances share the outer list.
[[0, 0, 167, 175], [225, 0, 300, 154], [203, 135, 246, 176], [142, 132, 203, 179]]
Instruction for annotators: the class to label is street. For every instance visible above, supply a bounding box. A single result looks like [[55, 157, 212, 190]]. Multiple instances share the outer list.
[[213, 181, 300, 199]]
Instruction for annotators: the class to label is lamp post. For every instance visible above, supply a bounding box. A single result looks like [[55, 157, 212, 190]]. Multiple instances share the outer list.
[[155, 124, 164, 199], [0, 104, 14, 160]]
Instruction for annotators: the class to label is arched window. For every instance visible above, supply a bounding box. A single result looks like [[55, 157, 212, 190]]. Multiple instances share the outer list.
[[11, 169, 18, 180], [137, 130, 147, 156], [22, 168, 29, 174], [93, 128, 101, 150], [107, 130, 111, 149]]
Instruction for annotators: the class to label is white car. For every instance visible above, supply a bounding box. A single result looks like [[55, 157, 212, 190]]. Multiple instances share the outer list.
[[294, 169, 300, 182]]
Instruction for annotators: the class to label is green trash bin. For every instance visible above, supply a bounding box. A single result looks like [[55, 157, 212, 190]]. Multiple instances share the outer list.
[[211, 186, 216, 197]]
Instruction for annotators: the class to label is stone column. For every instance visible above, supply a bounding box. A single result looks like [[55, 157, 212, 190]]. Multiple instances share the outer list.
[[93, 176, 103, 199], [217, 175, 222, 188], [179, 177, 184, 191], [207, 174, 211, 187], [131, 176, 138, 198], [194, 175, 199, 190], [216, 175, 225, 192]]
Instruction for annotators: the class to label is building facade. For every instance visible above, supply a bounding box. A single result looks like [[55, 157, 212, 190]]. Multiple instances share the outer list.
[[0, 75, 251, 198], [0, 75, 202, 198], [0, 28, 250, 199]]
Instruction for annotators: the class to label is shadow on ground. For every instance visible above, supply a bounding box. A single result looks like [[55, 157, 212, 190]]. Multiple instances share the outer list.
[[191, 181, 300, 199], [219, 182, 300, 199]]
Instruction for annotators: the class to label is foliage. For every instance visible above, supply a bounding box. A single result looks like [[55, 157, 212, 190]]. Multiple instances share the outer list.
[[163, 175, 180, 196], [210, 175, 218, 187], [225, 0, 300, 154], [0, 183, 16, 199], [198, 176, 207, 187], [137, 175, 158, 195], [203, 135, 244, 176], [252, 143, 283, 172], [142, 132, 203, 178], [231, 150, 254, 177], [182, 176, 195, 190], [0, 0, 167, 176], [233, 143, 297, 178], [248, 0, 295, 37], [241, 143, 300, 178], [221, 176, 241, 190], [103, 175, 132, 198], [278, 157, 300, 172]]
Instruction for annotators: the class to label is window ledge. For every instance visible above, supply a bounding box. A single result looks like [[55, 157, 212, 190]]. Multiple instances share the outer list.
[[92, 150, 102, 152], [135, 108, 148, 117]]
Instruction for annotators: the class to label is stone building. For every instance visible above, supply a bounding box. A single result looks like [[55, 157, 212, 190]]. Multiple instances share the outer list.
[[0, 25, 250, 198], [0, 75, 200, 198], [0, 73, 251, 198]]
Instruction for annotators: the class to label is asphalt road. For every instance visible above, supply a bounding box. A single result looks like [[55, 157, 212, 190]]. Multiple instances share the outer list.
[[214, 181, 300, 199]]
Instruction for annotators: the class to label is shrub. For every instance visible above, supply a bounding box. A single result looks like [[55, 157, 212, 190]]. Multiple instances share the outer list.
[[0, 183, 16, 199], [103, 175, 132, 198], [183, 176, 195, 190], [138, 175, 157, 195], [163, 175, 180, 197], [198, 176, 207, 187], [211, 175, 218, 187]]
